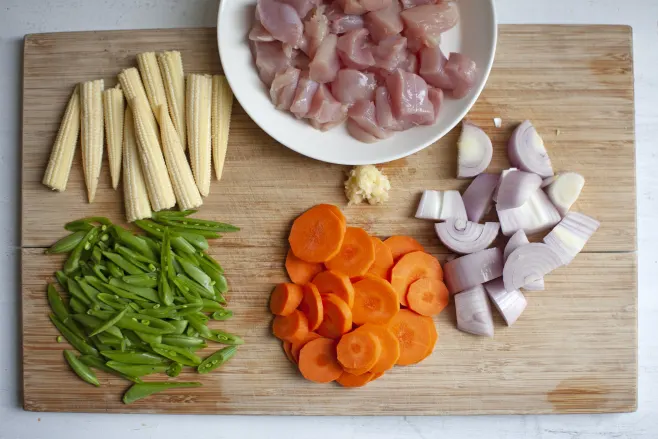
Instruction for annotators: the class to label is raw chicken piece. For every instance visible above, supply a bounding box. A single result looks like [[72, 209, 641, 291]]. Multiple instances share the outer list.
[[336, 29, 376, 70], [304, 6, 329, 57], [249, 20, 275, 42], [444, 52, 477, 98], [372, 35, 408, 71], [386, 68, 435, 125], [400, 3, 459, 48], [338, 0, 392, 15], [375, 86, 404, 130], [290, 71, 320, 117], [270, 67, 301, 110], [427, 87, 444, 123], [309, 33, 341, 83], [253, 41, 296, 86], [280, 0, 320, 18], [400, 0, 436, 8], [399, 51, 419, 74], [331, 69, 377, 105], [361, 0, 394, 12], [419, 44, 453, 89], [257, 0, 304, 47], [293, 49, 311, 69], [364, 1, 403, 43], [404, 29, 426, 53], [347, 118, 380, 143], [325, 2, 366, 33], [348, 100, 393, 140], [307, 84, 348, 129]]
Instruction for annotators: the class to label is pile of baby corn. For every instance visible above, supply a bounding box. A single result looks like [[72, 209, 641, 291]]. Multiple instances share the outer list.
[[42, 51, 234, 222]]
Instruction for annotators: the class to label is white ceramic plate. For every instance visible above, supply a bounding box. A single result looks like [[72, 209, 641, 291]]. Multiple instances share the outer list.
[[218, 0, 497, 165]]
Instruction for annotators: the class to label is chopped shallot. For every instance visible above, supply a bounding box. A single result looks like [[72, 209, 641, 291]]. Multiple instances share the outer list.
[[415, 190, 467, 221], [503, 243, 562, 292], [435, 218, 499, 255], [462, 173, 499, 223], [544, 212, 600, 265], [503, 230, 544, 291], [484, 278, 527, 326], [496, 169, 543, 211], [545, 172, 586, 216], [508, 120, 554, 178], [444, 247, 503, 294], [497, 189, 560, 236], [458, 121, 493, 178], [455, 285, 494, 337]]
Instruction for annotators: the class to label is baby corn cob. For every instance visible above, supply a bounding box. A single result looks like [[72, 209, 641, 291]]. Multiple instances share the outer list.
[[130, 97, 176, 211], [137, 52, 168, 124], [103, 86, 125, 189], [80, 79, 105, 203], [186, 74, 212, 197], [118, 67, 158, 133], [211, 75, 234, 181], [158, 105, 203, 211], [43, 86, 80, 191], [157, 51, 187, 150], [122, 107, 152, 222]]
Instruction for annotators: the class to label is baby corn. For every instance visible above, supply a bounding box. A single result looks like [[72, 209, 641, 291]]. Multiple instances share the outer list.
[[186, 74, 212, 197], [157, 51, 187, 150], [80, 79, 105, 203], [130, 97, 176, 211], [43, 86, 80, 191], [211, 75, 234, 181], [137, 52, 168, 124], [103, 86, 125, 189], [118, 67, 158, 133], [159, 105, 203, 211], [122, 107, 152, 222]]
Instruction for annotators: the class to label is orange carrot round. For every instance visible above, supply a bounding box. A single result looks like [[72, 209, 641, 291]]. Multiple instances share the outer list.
[[406, 277, 450, 317], [289, 205, 346, 263], [298, 283, 324, 331], [352, 275, 400, 325], [317, 204, 346, 226], [273, 310, 309, 343], [357, 323, 400, 374], [291, 332, 322, 363], [387, 309, 432, 366], [336, 370, 375, 387], [285, 249, 324, 285], [367, 236, 395, 279], [282, 341, 295, 364], [325, 227, 376, 278], [390, 251, 443, 306], [312, 270, 355, 309], [337, 329, 382, 371], [370, 371, 385, 381], [316, 294, 353, 339], [269, 283, 303, 316], [384, 236, 425, 261], [421, 316, 438, 361], [298, 337, 343, 383]]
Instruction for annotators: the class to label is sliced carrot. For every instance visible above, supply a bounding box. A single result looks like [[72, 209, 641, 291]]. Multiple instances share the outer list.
[[316, 294, 353, 339], [291, 332, 322, 363], [317, 204, 346, 226], [421, 316, 438, 361], [298, 337, 343, 383], [312, 270, 355, 308], [298, 283, 324, 331], [406, 277, 450, 317], [370, 371, 385, 381], [337, 329, 382, 371], [390, 251, 443, 306], [269, 283, 303, 316], [336, 370, 375, 387], [352, 275, 400, 325], [367, 236, 395, 279], [289, 205, 346, 263], [273, 310, 309, 343], [342, 365, 372, 376], [357, 323, 400, 374], [325, 227, 376, 278], [282, 341, 295, 364], [384, 236, 425, 261], [285, 249, 324, 285], [387, 309, 432, 366]]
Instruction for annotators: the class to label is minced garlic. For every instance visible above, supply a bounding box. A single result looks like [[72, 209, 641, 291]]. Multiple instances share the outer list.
[[344, 165, 391, 205]]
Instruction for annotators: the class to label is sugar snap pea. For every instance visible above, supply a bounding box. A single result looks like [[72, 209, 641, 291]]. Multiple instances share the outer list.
[[162, 217, 239, 233], [186, 313, 212, 338], [91, 263, 109, 282], [203, 329, 244, 346], [65, 217, 111, 230], [134, 331, 162, 345], [166, 362, 183, 378], [112, 225, 157, 260], [72, 314, 124, 339], [96, 293, 130, 310], [122, 273, 158, 288], [153, 210, 197, 220], [101, 351, 169, 365], [170, 319, 188, 335], [170, 230, 209, 251], [158, 228, 174, 306], [134, 220, 196, 255], [102, 252, 145, 275], [176, 274, 214, 300], [47, 284, 86, 338], [79, 355, 143, 384], [108, 278, 160, 303], [90, 307, 129, 337], [211, 309, 233, 321], [175, 255, 213, 291], [197, 346, 238, 374], [50, 314, 98, 356], [161, 335, 208, 350], [69, 297, 87, 314], [55, 270, 70, 288], [122, 382, 201, 404], [107, 261, 125, 278], [46, 231, 87, 254], [64, 227, 100, 274], [106, 361, 169, 377], [151, 343, 202, 366], [115, 243, 159, 266], [64, 350, 100, 386]]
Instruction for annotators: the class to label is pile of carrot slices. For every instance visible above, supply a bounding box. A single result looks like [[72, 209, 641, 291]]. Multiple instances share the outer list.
[[270, 204, 449, 387]]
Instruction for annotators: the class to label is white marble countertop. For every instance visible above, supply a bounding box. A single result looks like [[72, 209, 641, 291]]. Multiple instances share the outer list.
[[1, 0, 657, 437]]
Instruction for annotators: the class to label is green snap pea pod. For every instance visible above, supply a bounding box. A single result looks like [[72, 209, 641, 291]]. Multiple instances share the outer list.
[[134, 331, 162, 345], [107, 261, 125, 278], [191, 311, 210, 324], [170, 319, 188, 335], [91, 264, 109, 282], [185, 327, 199, 337], [111, 225, 157, 261], [115, 244, 159, 266], [101, 351, 169, 365], [163, 217, 240, 233], [106, 361, 169, 377], [139, 306, 177, 319], [93, 334, 122, 349], [123, 382, 202, 404], [122, 330, 152, 351], [65, 217, 112, 230], [91, 340, 113, 352], [158, 227, 174, 306], [64, 227, 100, 274], [161, 335, 208, 350], [186, 312, 212, 338], [79, 261, 95, 278], [140, 235, 161, 258], [151, 343, 202, 366], [213, 288, 227, 306], [113, 246, 156, 272], [69, 297, 87, 314], [159, 224, 220, 239], [175, 255, 213, 291], [200, 252, 224, 272], [102, 252, 145, 275], [197, 257, 226, 286], [72, 314, 124, 339], [153, 210, 197, 220], [79, 355, 143, 384], [49, 314, 98, 356], [90, 307, 129, 337], [176, 274, 214, 300], [174, 303, 204, 316], [172, 277, 202, 304], [172, 296, 186, 305], [96, 240, 110, 251], [171, 230, 209, 251], [122, 273, 158, 288], [134, 220, 196, 255], [75, 278, 113, 310], [64, 221, 94, 232], [211, 309, 234, 321], [47, 284, 85, 338], [88, 310, 174, 335], [197, 346, 238, 374], [203, 329, 245, 346], [109, 278, 160, 303], [55, 270, 70, 288], [166, 362, 183, 378], [96, 292, 131, 311], [86, 277, 147, 304], [91, 246, 102, 264], [46, 231, 87, 254], [65, 279, 91, 306], [63, 350, 100, 386]]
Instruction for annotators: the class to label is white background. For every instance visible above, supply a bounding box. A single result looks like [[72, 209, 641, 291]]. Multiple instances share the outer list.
[[1, 0, 657, 437]]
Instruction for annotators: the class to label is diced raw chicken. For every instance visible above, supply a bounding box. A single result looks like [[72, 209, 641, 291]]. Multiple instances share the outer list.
[[249, 20, 275, 42], [338, 0, 392, 15], [348, 100, 393, 139], [309, 33, 341, 83], [346, 118, 380, 143], [404, 30, 426, 53], [304, 6, 329, 57], [290, 71, 320, 117], [253, 41, 296, 86], [386, 68, 435, 125], [400, 0, 436, 9], [270, 67, 301, 110], [325, 3, 365, 34], [280, 0, 320, 18], [400, 3, 459, 48], [293, 49, 310, 69], [375, 86, 404, 130], [428, 87, 443, 123], [257, 0, 304, 47], [361, 0, 394, 12], [372, 35, 408, 71], [419, 44, 453, 89], [336, 29, 376, 70], [307, 84, 348, 129], [444, 52, 477, 98], [400, 51, 419, 74], [364, 1, 403, 43], [331, 69, 377, 105]]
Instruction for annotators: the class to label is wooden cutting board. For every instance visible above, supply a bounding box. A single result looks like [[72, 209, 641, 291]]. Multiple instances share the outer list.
[[21, 26, 637, 415]]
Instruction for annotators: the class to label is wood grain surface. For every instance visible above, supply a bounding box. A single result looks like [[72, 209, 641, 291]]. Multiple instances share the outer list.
[[21, 26, 637, 415]]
